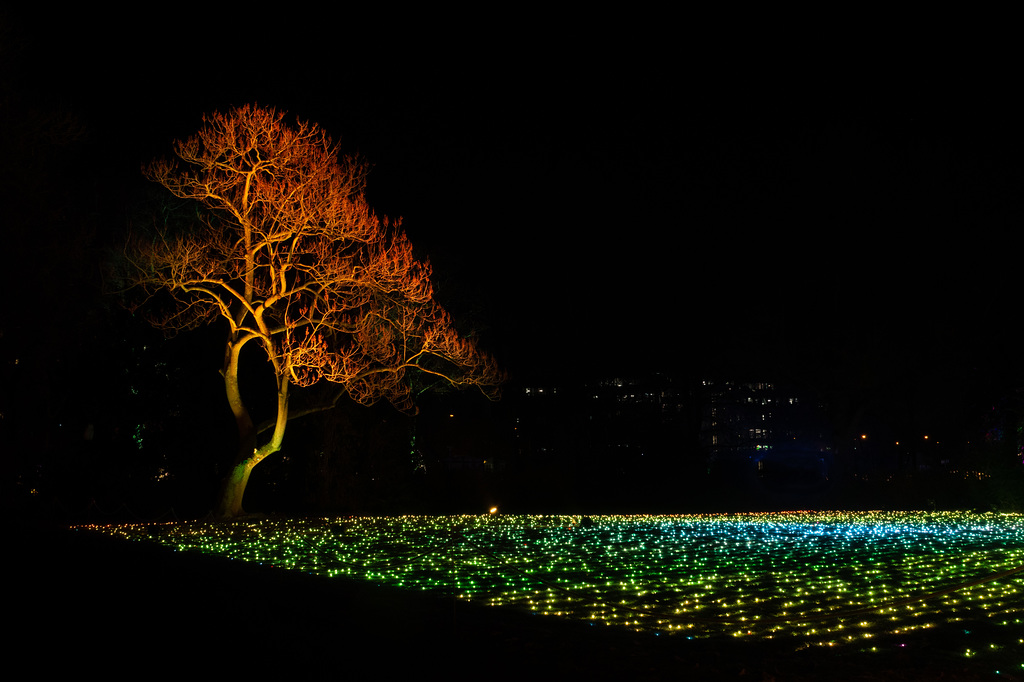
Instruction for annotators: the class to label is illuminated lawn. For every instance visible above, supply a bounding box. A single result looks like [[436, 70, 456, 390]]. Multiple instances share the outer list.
[[87, 511, 1023, 664]]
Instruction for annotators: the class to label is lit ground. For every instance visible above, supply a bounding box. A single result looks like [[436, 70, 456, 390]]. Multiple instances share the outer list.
[[72, 511, 1024, 678]]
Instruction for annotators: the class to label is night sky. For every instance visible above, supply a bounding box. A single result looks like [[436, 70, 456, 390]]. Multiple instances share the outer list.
[[7, 12, 1023, 435]]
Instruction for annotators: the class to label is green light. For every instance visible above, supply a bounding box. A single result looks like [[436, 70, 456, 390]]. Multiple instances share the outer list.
[[81, 511, 1023, 669]]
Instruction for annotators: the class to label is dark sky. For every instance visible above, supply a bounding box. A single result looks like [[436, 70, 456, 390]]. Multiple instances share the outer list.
[[8, 11, 1022, 399]]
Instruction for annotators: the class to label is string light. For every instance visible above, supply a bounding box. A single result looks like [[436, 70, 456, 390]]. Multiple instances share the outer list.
[[81, 511, 1022, 668]]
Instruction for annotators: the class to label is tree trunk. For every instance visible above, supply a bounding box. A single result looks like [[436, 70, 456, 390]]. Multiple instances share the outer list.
[[216, 458, 254, 518], [215, 338, 290, 517], [216, 338, 259, 518]]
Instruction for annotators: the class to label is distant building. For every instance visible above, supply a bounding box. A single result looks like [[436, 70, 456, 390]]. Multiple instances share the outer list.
[[514, 382, 574, 462], [513, 376, 834, 490], [514, 374, 697, 469], [699, 380, 833, 487]]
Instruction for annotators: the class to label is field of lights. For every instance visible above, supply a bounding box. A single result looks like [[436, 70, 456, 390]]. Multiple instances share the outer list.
[[85, 511, 1023, 666]]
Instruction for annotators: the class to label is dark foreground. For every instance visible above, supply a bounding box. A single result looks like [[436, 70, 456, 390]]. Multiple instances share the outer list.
[[11, 522, 1019, 680]]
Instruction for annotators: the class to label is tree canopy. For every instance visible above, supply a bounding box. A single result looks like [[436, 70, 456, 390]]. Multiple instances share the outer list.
[[124, 104, 502, 516]]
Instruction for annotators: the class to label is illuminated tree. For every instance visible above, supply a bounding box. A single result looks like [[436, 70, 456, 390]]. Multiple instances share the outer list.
[[125, 105, 502, 518]]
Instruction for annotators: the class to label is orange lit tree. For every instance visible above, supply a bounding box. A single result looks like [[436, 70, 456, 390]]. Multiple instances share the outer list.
[[126, 105, 502, 518]]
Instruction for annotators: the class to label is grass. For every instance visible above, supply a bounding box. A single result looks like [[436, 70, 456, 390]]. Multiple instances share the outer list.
[[82, 510, 1024, 677]]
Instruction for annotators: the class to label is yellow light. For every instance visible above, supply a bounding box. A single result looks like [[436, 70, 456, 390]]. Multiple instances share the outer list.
[[78, 509, 1024, 667]]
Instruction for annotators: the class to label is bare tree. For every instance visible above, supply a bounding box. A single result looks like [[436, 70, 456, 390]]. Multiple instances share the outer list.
[[125, 105, 502, 517]]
